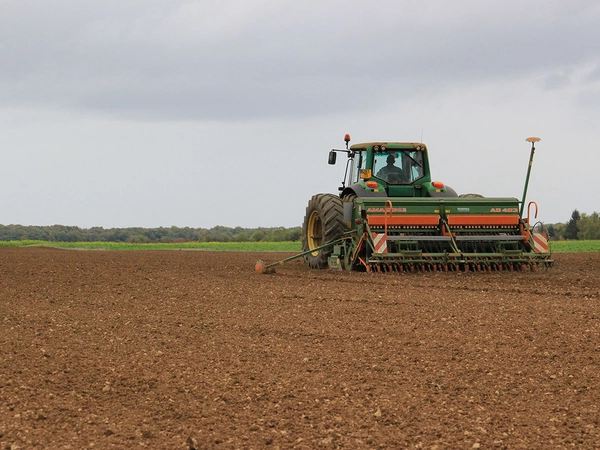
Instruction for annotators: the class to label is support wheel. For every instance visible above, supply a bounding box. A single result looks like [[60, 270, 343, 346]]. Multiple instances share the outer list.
[[301, 194, 345, 269]]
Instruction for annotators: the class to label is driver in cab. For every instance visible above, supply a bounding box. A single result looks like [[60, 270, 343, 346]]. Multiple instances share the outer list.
[[376, 154, 404, 183]]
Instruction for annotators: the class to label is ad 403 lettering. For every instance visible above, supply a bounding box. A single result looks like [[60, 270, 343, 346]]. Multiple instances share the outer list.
[[490, 208, 518, 213]]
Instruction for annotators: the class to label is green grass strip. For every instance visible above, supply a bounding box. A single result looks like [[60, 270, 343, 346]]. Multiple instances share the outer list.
[[2, 239, 599, 253], [549, 240, 600, 253], [0, 241, 303, 252]]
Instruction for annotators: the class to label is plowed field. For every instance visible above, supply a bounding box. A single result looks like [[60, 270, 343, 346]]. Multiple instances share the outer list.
[[1, 247, 600, 449]]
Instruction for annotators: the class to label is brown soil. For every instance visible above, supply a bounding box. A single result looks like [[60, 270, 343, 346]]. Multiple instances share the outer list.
[[1, 247, 599, 449]]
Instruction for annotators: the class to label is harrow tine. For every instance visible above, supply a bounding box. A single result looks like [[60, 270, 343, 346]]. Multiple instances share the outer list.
[[329, 255, 547, 274]]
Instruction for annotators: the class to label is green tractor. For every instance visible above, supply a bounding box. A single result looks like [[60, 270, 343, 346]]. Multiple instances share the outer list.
[[256, 135, 552, 274]]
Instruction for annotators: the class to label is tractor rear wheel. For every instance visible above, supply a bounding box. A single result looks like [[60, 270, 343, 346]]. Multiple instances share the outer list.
[[459, 193, 485, 198], [302, 194, 345, 269]]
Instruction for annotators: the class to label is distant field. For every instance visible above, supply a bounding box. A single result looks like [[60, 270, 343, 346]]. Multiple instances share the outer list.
[[0, 240, 302, 252], [549, 240, 600, 252], [0, 240, 598, 252]]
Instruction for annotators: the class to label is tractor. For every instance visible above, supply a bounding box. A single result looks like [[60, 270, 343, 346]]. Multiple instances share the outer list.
[[256, 135, 552, 273]]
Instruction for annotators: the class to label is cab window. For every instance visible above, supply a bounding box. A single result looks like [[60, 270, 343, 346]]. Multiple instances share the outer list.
[[374, 151, 424, 184]]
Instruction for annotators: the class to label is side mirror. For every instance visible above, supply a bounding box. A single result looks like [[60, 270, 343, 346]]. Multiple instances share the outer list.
[[328, 150, 337, 165]]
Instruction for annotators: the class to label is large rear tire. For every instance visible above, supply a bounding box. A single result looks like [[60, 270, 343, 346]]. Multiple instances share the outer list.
[[301, 194, 345, 269], [459, 193, 485, 198]]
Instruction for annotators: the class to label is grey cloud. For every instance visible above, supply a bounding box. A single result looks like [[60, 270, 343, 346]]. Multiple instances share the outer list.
[[541, 72, 571, 90], [576, 89, 600, 109], [1, 1, 600, 121], [585, 64, 600, 82]]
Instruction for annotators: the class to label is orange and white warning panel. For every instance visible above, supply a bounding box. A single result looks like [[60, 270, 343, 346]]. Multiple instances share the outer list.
[[372, 233, 388, 254], [533, 233, 550, 253]]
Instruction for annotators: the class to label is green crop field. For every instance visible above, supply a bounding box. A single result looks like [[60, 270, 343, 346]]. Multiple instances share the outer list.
[[1, 240, 599, 253], [0, 240, 303, 252], [549, 240, 600, 253]]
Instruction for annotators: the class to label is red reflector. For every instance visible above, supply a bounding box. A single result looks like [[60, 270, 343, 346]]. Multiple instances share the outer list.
[[366, 181, 378, 188], [432, 181, 445, 189]]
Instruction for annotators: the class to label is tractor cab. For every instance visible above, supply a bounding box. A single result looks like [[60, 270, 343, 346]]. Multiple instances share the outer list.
[[372, 149, 425, 184], [329, 136, 455, 198]]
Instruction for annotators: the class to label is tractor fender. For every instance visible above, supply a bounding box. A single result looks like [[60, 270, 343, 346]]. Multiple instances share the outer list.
[[427, 185, 459, 197], [341, 184, 387, 199]]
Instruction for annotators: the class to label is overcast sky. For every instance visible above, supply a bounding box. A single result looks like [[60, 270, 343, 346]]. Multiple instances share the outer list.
[[1, 0, 599, 228]]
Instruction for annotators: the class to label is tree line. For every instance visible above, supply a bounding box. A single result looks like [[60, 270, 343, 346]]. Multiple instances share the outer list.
[[547, 210, 600, 241], [1, 209, 599, 243], [0, 224, 301, 243]]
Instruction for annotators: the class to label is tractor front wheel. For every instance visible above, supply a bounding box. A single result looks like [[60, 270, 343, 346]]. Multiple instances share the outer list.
[[301, 194, 345, 269]]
